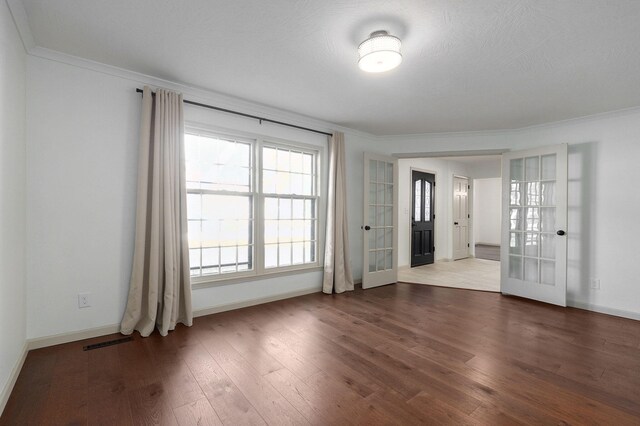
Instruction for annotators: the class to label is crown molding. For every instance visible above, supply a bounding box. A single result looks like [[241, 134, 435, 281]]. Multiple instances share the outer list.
[[26, 46, 376, 141], [377, 103, 640, 142], [6, 0, 35, 52], [394, 149, 507, 159]]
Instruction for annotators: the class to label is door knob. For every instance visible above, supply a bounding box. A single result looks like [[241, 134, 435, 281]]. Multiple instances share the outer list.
[[362, 225, 371, 231], [556, 230, 566, 236], [454, 222, 459, 225]]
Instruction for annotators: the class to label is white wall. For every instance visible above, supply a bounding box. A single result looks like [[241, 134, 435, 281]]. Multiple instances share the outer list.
[[384, 113, 640, 319], [473, 178, 501, 245], [25, 52, 378, 339], [0, 0, 27, 411], [468, 158, 502, 179], [22, 37, 640, 344]]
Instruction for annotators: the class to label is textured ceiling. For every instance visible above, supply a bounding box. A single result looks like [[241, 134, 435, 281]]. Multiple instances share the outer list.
[[20, 0, 640, 135]]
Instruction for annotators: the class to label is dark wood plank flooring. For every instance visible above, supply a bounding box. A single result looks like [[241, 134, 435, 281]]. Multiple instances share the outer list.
[[2, 283, 640, 425], [474, 244, 500, 261]]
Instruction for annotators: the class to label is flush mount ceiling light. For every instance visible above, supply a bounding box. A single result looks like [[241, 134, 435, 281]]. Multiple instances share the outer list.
[[358, 30, 402, 73]]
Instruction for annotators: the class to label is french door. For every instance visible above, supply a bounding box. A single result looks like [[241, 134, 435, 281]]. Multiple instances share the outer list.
[[501, 144, 568, 306], [362, 153, 398, 289]]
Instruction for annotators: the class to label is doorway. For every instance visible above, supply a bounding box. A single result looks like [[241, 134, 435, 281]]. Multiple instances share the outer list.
[[473, 178, 502, 261], [410, 170, 435, 267], [397, 155, 502, 292]]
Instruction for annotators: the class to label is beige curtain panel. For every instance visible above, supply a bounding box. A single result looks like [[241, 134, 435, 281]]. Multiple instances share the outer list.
[[121, 86, 193, 337], [323, 132, 354, 294]]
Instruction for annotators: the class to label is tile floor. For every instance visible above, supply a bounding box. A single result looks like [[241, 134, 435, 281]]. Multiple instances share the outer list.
[[398, 257, 500, 292]]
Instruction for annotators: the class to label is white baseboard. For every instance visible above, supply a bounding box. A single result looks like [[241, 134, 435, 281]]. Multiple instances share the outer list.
[[193, 287, 321, 318], [0, 342, 28, 416], [26, 287, 323, 351], [568, 300, 640, 321], [28, 324, 121, 350]]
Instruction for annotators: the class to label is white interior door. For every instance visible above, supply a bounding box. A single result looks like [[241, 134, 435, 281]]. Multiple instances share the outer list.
[[453, 176, 469, 260], [362, 153, 398, 289], [501, 144, 568, 306]]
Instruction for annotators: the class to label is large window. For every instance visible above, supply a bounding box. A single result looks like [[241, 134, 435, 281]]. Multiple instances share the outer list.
[[185, 129, 320, 282]]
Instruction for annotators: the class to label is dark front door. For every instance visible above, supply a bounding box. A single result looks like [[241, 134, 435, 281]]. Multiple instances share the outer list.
[[411, 171, 435, 267]]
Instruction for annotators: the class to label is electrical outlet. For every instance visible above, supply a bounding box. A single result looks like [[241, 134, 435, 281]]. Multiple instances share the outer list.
[[78, 293, 91, 308], [590, 278, 600, 290]]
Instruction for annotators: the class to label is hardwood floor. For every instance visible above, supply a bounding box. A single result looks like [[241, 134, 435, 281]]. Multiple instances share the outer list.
[[474, 244, 500, 262], [2, 283, 640, 425]]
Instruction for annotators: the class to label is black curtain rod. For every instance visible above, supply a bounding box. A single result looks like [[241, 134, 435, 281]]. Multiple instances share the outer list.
[[135, 88, 332, 137]]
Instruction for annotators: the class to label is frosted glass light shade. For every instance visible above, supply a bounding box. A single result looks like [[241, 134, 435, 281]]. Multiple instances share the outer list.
[[358, 31, 402, 73]]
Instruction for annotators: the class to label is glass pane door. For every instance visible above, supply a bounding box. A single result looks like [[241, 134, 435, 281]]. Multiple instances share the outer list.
[[363, 153, 398, 289], [368, 159, 394, 273], [508, 154, 557, 285], [501, 144, 567, 306]]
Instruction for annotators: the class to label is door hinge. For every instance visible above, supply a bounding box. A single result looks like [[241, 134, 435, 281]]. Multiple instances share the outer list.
[[433, 182, 436, 187], [433, 246, 435, 252], [468, 184, 470, 189], [467, 243, 470, 247], [468, 214, 470, 218]]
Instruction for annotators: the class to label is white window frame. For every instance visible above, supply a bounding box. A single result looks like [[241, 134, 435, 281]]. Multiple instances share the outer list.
[[185, 123, 326, 289]]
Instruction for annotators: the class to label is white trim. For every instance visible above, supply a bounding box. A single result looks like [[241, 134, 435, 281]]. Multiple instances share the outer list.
[[192, 266, 323, 289], [380, 104, 640, 140], [0, 342, 28, 415], [27, 324, 121, 350], [5, 0, 35, 52], [395, 149, 508, 159], [193, 287, 321, 318], [567, 300, 640, 322], [24, 287, 322, 350]]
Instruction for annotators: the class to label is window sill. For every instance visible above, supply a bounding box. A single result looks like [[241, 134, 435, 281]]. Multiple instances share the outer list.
[[191, 265, 324, 290]]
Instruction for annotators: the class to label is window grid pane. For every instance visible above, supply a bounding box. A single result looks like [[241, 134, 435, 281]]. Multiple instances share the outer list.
[[264, 195, 317, 269], [368, 158, 394, 273], [262, 146, 316, 197], [185, 132, 255, 278], [508, 154, 558, 286], [185, 134, 252, 193]]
